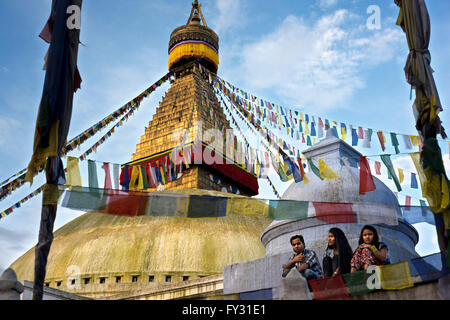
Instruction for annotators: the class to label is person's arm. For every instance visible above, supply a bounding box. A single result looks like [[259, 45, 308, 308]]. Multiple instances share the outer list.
[[370, 246, 387, 262], [297, 263, 309, 273], [283, 254, 303, 270], [297, 251, 314, 272], [333, 267, 340, 276]]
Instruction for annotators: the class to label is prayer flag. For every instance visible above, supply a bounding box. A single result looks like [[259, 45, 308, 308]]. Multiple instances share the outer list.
[[398, 168, 404, 184], [318, 158, 338, 181], [129, 165, 140, 190], [311, 122, 316, 136], [411, 173, 418, 189], [377, 131, 386, 152], [376, 261, 414, 290], [313, 202, 356, 224], [88, 160, 99, 189], [358, 126, 364, 139], [409, 253, 446, 283], [101, 162, 112, 190], [409, 135, 421, 147], [359, 156, 376, 194], [307, 159, 323, 180], [374, 161, 382, 175], [380, 155, 402, 192], [113, 164, 120, 190], [120, 165, 130, 190], [343, 270, 377, 297], [279, 148, 302, 183], [341, 123, 347, 141], [268, 200, 308, 220], [352, 128, 358, 146], [296, 156, 309, 184], [308, 276, 350, 300], [362, 129, 372, 148], [405, 195, 411, 210], [403, 134, 413, 150], [66, 156, 81, 187], [390, 133, 400, 154]]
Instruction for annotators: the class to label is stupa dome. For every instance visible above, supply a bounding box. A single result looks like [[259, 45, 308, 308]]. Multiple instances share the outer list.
[[168, 1, 219, 73], [9, 189, 271, 297], [262, 135, 420, 263]]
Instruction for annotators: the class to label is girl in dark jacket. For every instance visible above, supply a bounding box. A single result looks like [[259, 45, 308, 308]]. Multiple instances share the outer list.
[[322, 227, 353, 277]]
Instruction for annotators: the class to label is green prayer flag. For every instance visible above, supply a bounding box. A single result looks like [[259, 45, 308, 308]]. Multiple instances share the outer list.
[[88, 160, 99, 189], [343, 270, 377, 296], [380, 155, 402, 192], [390, 133, 400, 154], [307, 158, 324, 180], [268, 200, 309, 220]]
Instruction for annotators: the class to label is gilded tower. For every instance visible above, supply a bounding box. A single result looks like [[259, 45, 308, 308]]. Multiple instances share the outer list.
[[129, 0, 258, 196]]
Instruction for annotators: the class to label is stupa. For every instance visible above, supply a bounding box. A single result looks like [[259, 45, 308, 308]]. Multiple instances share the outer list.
[[9, 1, 271, 299]]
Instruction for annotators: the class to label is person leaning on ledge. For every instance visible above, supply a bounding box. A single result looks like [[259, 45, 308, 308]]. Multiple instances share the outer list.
[[282, 235, 323, 280]]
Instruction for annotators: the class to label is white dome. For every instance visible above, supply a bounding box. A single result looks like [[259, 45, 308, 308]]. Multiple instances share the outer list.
[[261, 136, 419, 263], [283, 135, 401, 210]]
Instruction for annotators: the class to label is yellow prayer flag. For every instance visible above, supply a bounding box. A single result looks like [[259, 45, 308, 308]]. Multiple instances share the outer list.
[[341, 127, 347, 141], [300, 113, 304, 121], [376, 261, 414, 290], [442, 173, 449, 210], [129, 166, 140, 190], [318, 158, 338, 181], [305, 122, 310, 135], [409, 135, 421, 147], [66, 156, 82, 187], [137, 166, 144, 190], [398, 168, 404, 184]]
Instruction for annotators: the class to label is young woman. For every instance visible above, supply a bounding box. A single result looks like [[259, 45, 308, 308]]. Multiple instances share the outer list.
[[322, 227, 353, 277], [350, 225, 390, 272]]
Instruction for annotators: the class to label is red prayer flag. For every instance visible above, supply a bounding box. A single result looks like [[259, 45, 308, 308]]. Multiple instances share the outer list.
[[359, 156, 376, 194], [312, 202, 356, 224], [358, 126, 364, 139], [39, 13, 54, 44], [296, 157, 306, 180], [104, 189, 149, 217], [374, 161, 382, 175], [309, 275, 350, 300], [377, 131, 386, 151], [101, 162, 112, 190], [318, 117, 324, 128], [405, 195, 411, 211]]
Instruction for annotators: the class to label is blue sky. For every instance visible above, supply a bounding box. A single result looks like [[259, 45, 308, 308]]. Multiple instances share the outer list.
[[0, 0, 449, 272]]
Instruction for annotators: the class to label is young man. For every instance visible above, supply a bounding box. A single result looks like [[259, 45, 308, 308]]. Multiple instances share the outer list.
[[282, 235, 323, 280]]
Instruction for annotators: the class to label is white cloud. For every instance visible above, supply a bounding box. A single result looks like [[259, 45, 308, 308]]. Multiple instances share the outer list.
[[211, 0, 246, 34], [235, 10, 404, 111], [0, 117, 20, 147], [318, 0, 338, 9]]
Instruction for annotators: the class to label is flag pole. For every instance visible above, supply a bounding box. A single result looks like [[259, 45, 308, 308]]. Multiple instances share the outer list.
[[27, 0, 83, 300]]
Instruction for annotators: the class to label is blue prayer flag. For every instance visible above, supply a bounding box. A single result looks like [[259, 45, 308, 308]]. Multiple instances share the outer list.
[[411, 173, 418, 189], [352, 128, 358, 146]]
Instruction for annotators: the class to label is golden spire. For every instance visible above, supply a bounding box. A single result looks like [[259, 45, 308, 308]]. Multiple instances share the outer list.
[[187, 1, 207, 26]]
